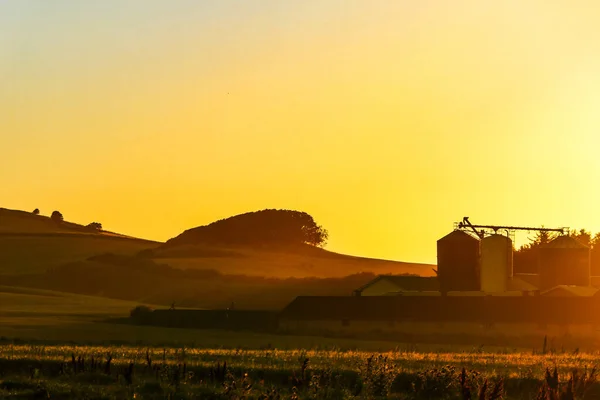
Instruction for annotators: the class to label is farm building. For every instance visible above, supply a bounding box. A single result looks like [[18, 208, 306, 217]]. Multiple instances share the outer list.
[[278, 295, 600, 339], [353, 275, 438, 296], [540, 285, 599, 297]]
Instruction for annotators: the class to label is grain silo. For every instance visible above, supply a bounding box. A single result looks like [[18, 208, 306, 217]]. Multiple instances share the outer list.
[[437, 230, 480, 293], [539, 235, 590, 290], [480, 234, 513, 293]]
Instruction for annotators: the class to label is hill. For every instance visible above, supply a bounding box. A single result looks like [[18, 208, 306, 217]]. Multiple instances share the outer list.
[[0, 207, 434, 308], [0, 208, 159, 274], [1, 253, 381, 309], [152, 244, 435, 278], [0, 207, 147, 238], [159, 209, 434, 278], [165, 209, 328, 248]]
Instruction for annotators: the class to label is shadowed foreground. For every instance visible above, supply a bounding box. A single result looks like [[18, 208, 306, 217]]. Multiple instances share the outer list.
[[0, 345, 598, 399]]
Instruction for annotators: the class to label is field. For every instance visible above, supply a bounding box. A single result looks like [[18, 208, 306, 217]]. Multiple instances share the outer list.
[[1, 344, 600, 399], [2, 289, 599, 399], [0, 286, 437, 351], [158, 245, 435, 279], [0, 235, 158, 275]]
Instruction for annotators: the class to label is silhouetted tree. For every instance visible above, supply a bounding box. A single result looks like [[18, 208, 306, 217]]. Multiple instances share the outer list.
[[32, 208, 40, 215], [51, 211, 64, 223], [588, 232, 600, 276], [86, 222, 102, 231], [165, 209, 329, 248], [570, 229, 591, 247], [130, 305, 153, 320], [514, 230, 557, 273], [515, 228, 596, 274]]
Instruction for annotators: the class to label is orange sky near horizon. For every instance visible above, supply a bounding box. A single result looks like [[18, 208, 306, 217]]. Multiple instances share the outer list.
[[2, 1, 600, 264]]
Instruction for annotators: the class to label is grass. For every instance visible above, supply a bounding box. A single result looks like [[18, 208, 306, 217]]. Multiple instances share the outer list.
[[0, 207, 158, 275], [0, 344, 599, 399], [0, 286, 151, 316], [158, 245, 435, 279], [0, 235, 157, 274], [0, 286, 536, 353]]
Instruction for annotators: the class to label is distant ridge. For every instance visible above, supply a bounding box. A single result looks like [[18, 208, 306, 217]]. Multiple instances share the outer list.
[[0, 207, 158, 244]]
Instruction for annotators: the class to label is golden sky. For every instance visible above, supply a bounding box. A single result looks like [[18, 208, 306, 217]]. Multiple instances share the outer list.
[[2, 1, 600, 263]]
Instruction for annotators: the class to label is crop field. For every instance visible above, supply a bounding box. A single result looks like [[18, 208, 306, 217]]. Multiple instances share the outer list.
[[1, 344, 599, 399]]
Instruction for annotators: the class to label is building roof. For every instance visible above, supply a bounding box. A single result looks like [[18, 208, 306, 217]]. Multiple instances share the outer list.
[[355, 275, 439, 293], [279, 295, 600, 323], [542, 235, 589, 249], [512, 273, 540, 289], [509, 275, 539, 291], [390, 291, 441, 296], [541, 285, 598, 297], [438, 229, 479, 243]]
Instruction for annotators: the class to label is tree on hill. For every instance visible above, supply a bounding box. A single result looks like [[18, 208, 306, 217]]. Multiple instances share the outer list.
[[165, 209, 328, 248], [50, 211, 64, 223], [32, 208, 40, 215], [86, 222, 103, 231]]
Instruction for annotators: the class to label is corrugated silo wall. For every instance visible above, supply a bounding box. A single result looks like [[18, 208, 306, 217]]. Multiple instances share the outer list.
[[437, 230, 480, 293], [539, 237, 591, 290], [480, 234, 513, 293], [539, 247, 591, 290]]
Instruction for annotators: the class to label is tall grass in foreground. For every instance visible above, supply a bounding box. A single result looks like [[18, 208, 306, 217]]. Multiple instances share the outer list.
[[1, 345, 600, 398]]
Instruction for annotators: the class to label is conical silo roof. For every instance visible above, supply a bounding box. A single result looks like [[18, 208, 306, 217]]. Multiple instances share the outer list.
[[437, 229, 479, 243], [542, 235, 589, 249]]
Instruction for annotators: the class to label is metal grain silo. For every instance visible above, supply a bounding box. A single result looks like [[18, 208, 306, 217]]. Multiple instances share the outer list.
[[539, 235, 590, 290], [480, 234, 513, 293], [437, 230, 480, 293]]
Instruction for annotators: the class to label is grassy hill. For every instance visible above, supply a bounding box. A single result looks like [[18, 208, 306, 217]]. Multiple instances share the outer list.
[[1, 207, 133, 237], [0, 285, 149, 318], [157, 209, 435, 278], [0, 207, 434, 278], [152, 243, 435, 278], [0, 208, 159, 274], [0, 207, 434, 310]]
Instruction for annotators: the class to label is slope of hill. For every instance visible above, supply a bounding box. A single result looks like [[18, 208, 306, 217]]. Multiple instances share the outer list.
[[1, 255, 380, 309], [0, 285, 150, 318], [0, 207, 145, 239], [0, 208, 159, 274], [152, 244, 435, 278], [159, 209, 434, 278]]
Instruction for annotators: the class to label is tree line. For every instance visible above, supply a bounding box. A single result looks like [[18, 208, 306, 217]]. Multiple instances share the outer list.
[[514, 229, 600, 275]]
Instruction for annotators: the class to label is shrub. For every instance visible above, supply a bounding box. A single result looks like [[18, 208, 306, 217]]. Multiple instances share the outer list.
[[130, 305, 153, 321], [51, 210, 64, 223], [86, 222, 103, 231]]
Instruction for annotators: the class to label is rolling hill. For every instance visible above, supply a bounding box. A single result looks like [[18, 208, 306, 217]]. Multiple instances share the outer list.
[[0, 207, 434, 278], [0, 208, 159, 274], [156, 209, 435, 278], [0, 207, 435, 309], [152, 243, 435, 278]]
